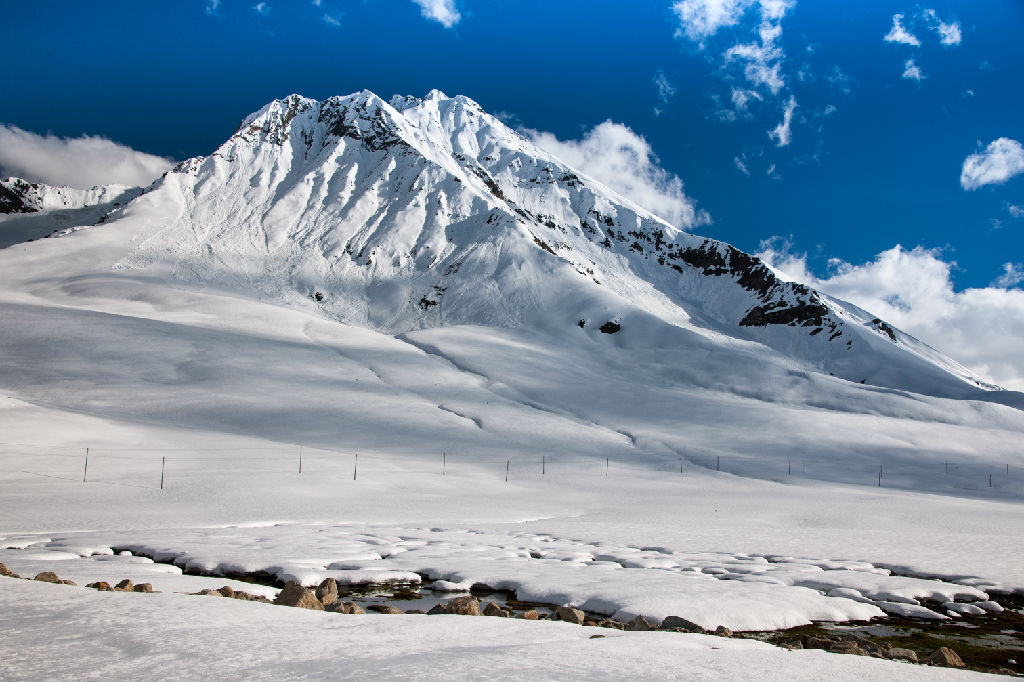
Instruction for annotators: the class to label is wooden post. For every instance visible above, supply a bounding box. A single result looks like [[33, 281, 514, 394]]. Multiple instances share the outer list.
[[679, 456, 683, 474], [353, 453, 358, 481], [542, 455, 545, 475], [788, 460, 791, 475], [160, 456, 165, 490], [298, 447, 303, 474], [878, 467, 881, 487], [83, 447, 89, 483], [605, 457, 609, 477], [945, 462, 948, 474], [505, 460, 509, 483], [716, 455, 720, 472], [990, 473, 993, 487], [443, 451, 446, 476]]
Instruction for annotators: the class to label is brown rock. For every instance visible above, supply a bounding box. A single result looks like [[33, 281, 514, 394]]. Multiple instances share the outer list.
[[483, 601, 509, 617], [335, 600, 365, 614], [625, 615, 654, 632], [33, 571, 61, 583], [662, 615, 705, 633], [427, 603, 449, 615], [406, 609, 425, 614], [217, 585, 234, 598], [445, 595, 481, 616], [829, 641, 868, 656], [554, 605, 585, 625], [59, 580, 77, 586], [0, 563, 19, 578], [520, 609, 540, 620], [133, 583, 155, 593], [273, 581, 324, 610], [198, 588, 222, 596], [368, 605, 404, 614], [598, 619, 625, 630], [927, 647, 965, 668], [803, 636, 834, 650], [886, 648, 919, 663], [87, 581, 112, 591], [115, 579, 134, 592], [714, 625, 733, 637], [315, 578, 339, 605], [583, 620, 599, 627]]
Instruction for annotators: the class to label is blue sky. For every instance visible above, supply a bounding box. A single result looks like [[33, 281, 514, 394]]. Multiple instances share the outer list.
[[2, 0, 1024, 385]]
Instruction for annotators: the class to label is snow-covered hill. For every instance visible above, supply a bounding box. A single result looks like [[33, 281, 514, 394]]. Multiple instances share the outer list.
[[83, 90, 991, 397]]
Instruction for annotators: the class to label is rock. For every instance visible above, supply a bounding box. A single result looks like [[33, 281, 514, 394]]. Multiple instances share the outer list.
[[483, 601, 509, 617], [445, 595, 481, 616], [216, 585, 234, 597], [0, 563, 19, 578], [519, 610, 539, 620], [325, 601, 350, 613], [625, 615, 654, 632], [427, 603, 449, 615], [87, 581, 112, 591], [198, 589, 222, 596], [661, 615, 705, 633], [583, 620, 599, 627], [554, 605, 585, 625], [589, 634, 606, 639], [714, 625, 733, 638], [598, 619, 624, 630], [886, 648, 919, 663], [368, 604, 404, 614], [803, 636, 834, 650], [406, 609, 425, 615], [315, 578, 339, 605], [33, 571, 61, 583], [115, 579, 134, 592], [273, 581, 324, 610], [927, 647, 965, 668], [59, 580, 77, 586], [133, 583, 155, 593], [829, 641, 868, 656]]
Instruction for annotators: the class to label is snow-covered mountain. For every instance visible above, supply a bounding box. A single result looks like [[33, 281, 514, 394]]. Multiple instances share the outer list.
[[94, 90, 990, 396], [0, 176, 141, 248]]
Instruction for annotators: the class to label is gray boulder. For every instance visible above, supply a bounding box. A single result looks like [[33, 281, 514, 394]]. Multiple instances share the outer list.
[[315, 578, 339, 605], [714, 625, 733, 637], [661, 615, 705, 633]]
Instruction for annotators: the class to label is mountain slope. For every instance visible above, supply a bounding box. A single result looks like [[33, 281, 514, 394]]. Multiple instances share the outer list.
[[99, 90, 992, 397]]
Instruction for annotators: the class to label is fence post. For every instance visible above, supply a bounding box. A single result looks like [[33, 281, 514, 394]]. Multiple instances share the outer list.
[[505, 460, 509, 483], [160, 456, 165, 490], [353, 453, 358, 481], [83, 447, 89, 483], [605, 457, 609, 477], [716, 455, 720, 472], [298, 447, 302, 474], [990, 473, 992, 488], [680, 456, 683, 474], [788, 460, 791, 475], [443, 451, 446, 476], [543, 456, 545, 475]]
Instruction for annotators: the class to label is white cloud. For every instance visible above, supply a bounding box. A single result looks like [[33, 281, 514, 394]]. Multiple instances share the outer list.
[[526, 121, 709, 229], [411, 0, 460, 28], [767, 96, 797, 146], [322, 13, 341, 26], [311, 0, 322, 5], [922, 8, 962, 46], [734, 156, 751, 175], [671, 0, 757, 43], [653, 70, 677, 104], [0, 125, 174, 189], [205, 0, 221, 15], [252, 2, 269, 14], [884, 13, 921, 46], [902, 58, 925, 81], [757, 240, 1024, 390], [961, 138, 1024, 190], [1009, 204, 1024, 218]]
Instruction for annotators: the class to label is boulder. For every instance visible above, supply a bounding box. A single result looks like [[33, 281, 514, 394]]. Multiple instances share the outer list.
[[927, 647, 965, 668], [427, 603, 449, 615], [829, 641, 868, 656], [519, 610, 539, 621], [886, 648, 919, 663], [217, 585, 234, 598], [598, 619, 624, 630], [483, 601, 509, 617], [198, 589, 222, 596], [445, 595, 481, 616], [554, 606, 585, 625], [273, 581, 324, 610], [0, 563, 19, 578], [315, 578, 339, 605], [133, 583, 155, 593], [406, 609, 425, 615], [368, 605, 404, 615], [625, 615, 654, 632], [661, 616, 705, 633], [87, 581, 112, 591], [802, 636, 834, 650], [59, 580, 77, 586], [33, 571, 61, 583], [714, 626, 733, 638], [115, 579, 134, 592]]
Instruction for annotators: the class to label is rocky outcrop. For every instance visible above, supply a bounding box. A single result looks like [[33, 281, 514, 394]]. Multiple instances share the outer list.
[[315, 578, 339, 605], [0, 563, 19, 578], [927, 647, 965, 667], [273, 581, 324, 610], [661, 615, 705, 633], [625, 615, 654, 631], [33, 571, 61, 583]]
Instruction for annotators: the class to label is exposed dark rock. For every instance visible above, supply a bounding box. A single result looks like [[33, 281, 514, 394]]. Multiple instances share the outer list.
[[519, 609, 539, 620], [661, 615, 705, 633], [216, 585, 234, 598], [133, 583, 155, 593], [599, 321, 621, 334], [739, 302, 829, 328], [886, 647, 919, 663], [829, 641, 868, 656], [0, 180, 37, 214], [33, 571, 61, 583], [445, 595, 481, 616], [714, 625, 733, 637], [927, 647, 965, 667], [0, 563, 19, 578], [115, 579, 134, 592], [554, 605, 585, 625], [483, 601, 509, 617], [625, 615, 654, 631], [87, 581, 113, 591], [427, 603, 449, 615], [315, 577, 339, 605], [598, 619, 625, 630], [803, 636, 834, 650], [367, 604, 404, 614]]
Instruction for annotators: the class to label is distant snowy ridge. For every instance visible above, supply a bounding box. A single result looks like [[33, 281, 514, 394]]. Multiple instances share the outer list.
[[79, 90, 994, 396], [0, 176, 134, 215]]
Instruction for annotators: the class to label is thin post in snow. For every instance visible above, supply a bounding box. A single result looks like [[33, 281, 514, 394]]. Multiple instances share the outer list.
[[542, 455, 545, 475], [788, 460, 791, 476], [505, 460, 509, 483], [878, 467, 881, 487], [83, 447, 89, 483], [679, 456, 683, 474], [353, 453, 358, 481], [945, 462, 948, 474], [160, 456, 165, 490], [1007, 463, 1010, 476], [716, 455, 720, 472], [605, 457, 609, 477], [298, 446, 303, 474], [989, 473, 992, 487], [443, 451, 446, 476]]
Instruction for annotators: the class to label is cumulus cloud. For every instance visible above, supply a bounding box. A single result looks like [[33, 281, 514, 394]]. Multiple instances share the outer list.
[[902, 58, 925, 81], [883, 13, 921, 46], [758, 240, 1024, 390], [0, 125, 174, 189], [411, 0, 460, 28], [252, 2, 269, 14], [526, 122, 709, 229], [767, 95, 797, 146], [671, 0, 756, 43], [922, 8, 962, 46], [961, 138, 1024, 190], [1009, 204, 1024, 219]]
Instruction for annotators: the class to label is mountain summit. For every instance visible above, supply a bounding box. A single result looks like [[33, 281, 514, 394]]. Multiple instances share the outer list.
[[51, 91, 993, 396]]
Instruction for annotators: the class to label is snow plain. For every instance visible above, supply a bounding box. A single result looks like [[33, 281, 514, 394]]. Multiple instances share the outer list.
[[2, 91, 1023, 679]]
